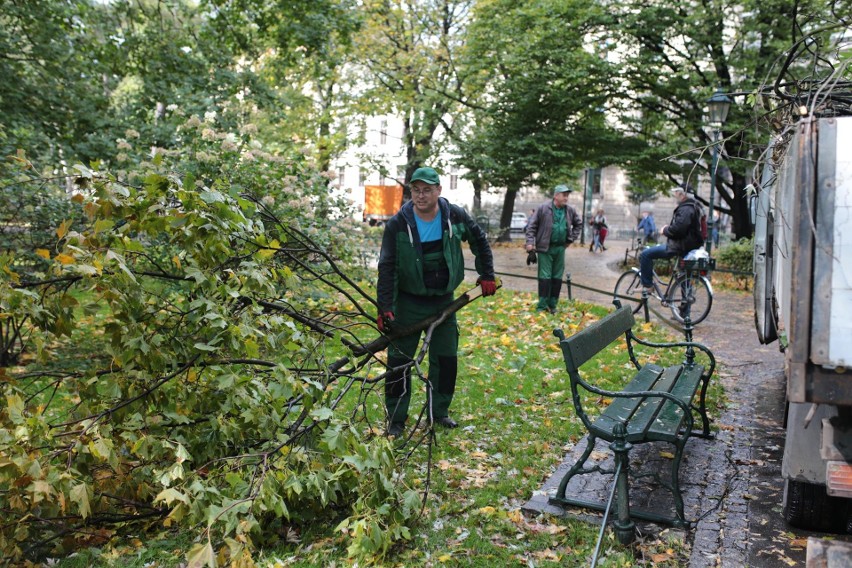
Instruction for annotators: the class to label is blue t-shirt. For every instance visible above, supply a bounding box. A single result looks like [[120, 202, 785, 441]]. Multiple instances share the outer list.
[[415, 211, 442, 243]]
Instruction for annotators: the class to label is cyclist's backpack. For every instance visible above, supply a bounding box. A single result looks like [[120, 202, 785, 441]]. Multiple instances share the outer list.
[[693, 201, 708, 241]]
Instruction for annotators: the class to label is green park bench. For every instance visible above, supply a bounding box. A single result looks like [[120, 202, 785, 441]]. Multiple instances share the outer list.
[[549, 304, 716, 544]]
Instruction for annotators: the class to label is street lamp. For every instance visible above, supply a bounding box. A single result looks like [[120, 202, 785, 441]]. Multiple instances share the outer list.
[[706, 88, 731, 254]]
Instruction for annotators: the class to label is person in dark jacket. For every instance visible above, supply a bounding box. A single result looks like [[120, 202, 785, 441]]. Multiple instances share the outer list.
[[524, 185, 583, 312], [376, 167, 496, 437], [638, 187, 704, 291]]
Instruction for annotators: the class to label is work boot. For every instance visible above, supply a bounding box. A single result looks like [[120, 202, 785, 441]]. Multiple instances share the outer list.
[[435, 416, 458, 428], [387, 422, 405, 437], [548, 279, 562, 313], [536, 279, 551, 311]]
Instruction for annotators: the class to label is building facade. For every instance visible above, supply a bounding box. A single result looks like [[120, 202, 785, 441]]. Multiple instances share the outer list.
[[332, 115, 685, 238]]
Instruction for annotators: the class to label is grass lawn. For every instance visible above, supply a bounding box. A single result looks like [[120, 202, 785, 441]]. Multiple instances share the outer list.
[[53, 288, 722, 568]]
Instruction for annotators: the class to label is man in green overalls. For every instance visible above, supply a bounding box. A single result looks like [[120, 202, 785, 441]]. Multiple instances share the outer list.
[[524, 185, 583, 313], [376, 167, 496, 437]]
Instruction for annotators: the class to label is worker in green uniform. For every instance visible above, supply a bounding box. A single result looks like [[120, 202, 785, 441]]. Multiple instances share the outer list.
[[376, 167, 496, 437], [524, 185, 583, 313]]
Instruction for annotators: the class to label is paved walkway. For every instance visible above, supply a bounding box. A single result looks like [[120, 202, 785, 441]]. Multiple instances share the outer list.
[[477, 237, 843, 567]]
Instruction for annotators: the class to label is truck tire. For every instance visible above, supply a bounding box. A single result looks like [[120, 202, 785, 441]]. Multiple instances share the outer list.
[[784, 479, 850, 533]]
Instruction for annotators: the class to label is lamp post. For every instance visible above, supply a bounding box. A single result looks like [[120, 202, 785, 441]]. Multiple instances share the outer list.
[[706, 88, 731, 254]]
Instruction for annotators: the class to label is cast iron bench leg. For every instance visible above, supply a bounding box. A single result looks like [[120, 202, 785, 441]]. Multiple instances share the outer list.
[[670, 439, 689, 528], [555, 433, 598, 500], [611, 423, 636, 544]]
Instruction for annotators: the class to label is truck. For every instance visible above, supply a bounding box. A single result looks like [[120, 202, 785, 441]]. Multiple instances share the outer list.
[[753, 115, 852, 533], [363, 184, 403, 225]]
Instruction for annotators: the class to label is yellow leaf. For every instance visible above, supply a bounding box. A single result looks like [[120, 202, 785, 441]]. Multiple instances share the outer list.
[[56, 219, 73, 239], [437, 554, 452, 563], [55, 253, 75, 265], [35, 249, 51, 259], [172, 255, 182, 269], [187, 540, 215, 568], [499, 334, 512, 346], [659, 451, 675, 459]]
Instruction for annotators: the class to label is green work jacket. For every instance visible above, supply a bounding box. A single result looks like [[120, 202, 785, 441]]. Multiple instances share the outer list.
[[376, 198, 495, 312]]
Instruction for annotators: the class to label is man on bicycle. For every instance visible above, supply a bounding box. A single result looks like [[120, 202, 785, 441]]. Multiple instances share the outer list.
[[638, 186, 704, 293]]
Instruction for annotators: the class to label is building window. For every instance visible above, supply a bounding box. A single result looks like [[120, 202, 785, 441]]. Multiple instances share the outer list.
[[396, 165, 406, 185], [379, 119, 387, 145], [588, 168, 602, 195], [338, 167, 346, 186], [359, 168, 367, 187], [449, 174, 458, 190]]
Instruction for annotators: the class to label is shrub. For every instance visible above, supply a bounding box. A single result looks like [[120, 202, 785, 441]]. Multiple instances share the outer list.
[[714, 237, 754, 273], [714, 237, 754, 291]]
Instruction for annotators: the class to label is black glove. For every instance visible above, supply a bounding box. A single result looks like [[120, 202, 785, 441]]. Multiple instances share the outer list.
[[526, 250, 537, 266]]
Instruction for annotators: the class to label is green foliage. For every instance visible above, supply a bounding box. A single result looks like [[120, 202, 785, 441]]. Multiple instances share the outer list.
[[0, 124, 416, 565], [0, 155, 85, 365], [713, 237, 754, 291], [715, 237, 754, 273], [461, 0, 624, 190]]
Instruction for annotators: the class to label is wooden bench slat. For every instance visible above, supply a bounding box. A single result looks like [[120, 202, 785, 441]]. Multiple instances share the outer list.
[[647, 364, 705, 440], [591, 365, 661, 438], [593, 364, 700, 444], [622, 365, 681, 440], [562, 307, 635, 371]]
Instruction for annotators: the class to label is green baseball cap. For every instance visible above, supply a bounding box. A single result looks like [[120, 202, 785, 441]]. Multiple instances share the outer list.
[[410, 167, 441, 185], [554, 184, 572, 194]]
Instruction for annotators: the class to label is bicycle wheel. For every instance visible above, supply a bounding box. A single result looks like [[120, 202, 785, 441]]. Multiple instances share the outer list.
[[667, 273, 713, 324], [613, 269, 644, 314]]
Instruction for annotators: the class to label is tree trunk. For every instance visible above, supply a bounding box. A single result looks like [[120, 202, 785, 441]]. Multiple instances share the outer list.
[[496, 182, 520, 243], [472, 176, 482, 211], [728, 171, 753, 241]]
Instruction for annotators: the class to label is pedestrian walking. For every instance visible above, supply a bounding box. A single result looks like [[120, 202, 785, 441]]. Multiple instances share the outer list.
[[589, 208, 608, 252], [637, 211, 656, 244], [711, 211, 721, 247], [376, 166, 497, 437], [524, 185, 583, 313], [638, 186, 704, 292]]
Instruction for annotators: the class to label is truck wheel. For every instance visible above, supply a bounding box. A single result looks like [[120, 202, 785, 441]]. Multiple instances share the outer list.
[[784, 479, 850, 532]]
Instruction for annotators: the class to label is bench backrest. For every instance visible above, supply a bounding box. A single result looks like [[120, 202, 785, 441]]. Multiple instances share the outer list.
[[554, 307, 635, 373]]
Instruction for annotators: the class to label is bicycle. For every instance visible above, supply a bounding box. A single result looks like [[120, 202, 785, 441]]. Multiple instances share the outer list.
[[613, 257, 714, 325]]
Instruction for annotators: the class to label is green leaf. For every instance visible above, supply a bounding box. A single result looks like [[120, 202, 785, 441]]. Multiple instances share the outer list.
[[93, 219, 114, 234], [70, 483, 92, 519], [310, 407, 333, 421], [154, 487, 190, 506], [199, 190, 225, 204], [322, 425, 343, 451], [244, 338, 259, 358], [5, 393, 24, 424]]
